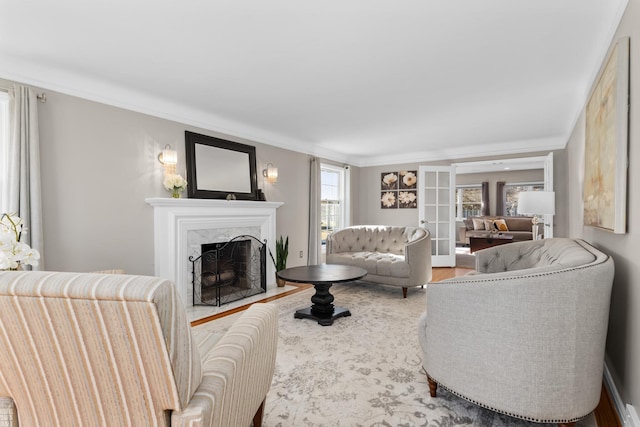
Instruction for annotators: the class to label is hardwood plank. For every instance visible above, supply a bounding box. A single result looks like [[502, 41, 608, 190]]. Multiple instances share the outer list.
[[190, 282, 311, 326], [595, 383, 622, 427], [431, 266, 473, 282]]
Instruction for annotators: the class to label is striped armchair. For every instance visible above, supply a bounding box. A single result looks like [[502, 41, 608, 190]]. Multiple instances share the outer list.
[[0, 271, 278, 427]]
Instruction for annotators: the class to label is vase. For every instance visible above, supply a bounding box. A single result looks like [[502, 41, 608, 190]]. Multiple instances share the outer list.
[[276, 276, 286, 287], [172, 190, 181, 199]]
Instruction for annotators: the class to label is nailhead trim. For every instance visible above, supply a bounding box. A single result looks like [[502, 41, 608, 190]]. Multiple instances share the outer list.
[[430, 376, 585, 424]]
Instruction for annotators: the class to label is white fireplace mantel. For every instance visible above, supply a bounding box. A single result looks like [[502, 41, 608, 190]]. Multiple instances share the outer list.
[[145, 197, 283, 307]]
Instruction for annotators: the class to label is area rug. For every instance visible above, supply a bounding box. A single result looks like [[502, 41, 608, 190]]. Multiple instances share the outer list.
[[192, 281, 596, 427]]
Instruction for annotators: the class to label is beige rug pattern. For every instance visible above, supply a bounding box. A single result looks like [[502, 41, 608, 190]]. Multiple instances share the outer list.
[[193, 282, 596, 427]]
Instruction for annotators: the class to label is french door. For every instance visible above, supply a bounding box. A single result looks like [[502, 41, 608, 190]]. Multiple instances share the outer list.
[[418, 166, 456, 267]]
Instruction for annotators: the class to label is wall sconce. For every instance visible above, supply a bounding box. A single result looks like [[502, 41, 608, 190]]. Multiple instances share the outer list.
[[158, 144, 177, 175], [263, 163, 278, 184]]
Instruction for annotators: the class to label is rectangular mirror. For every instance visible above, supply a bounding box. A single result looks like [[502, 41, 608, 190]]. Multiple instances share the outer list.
[[185, 131, 258, 200]]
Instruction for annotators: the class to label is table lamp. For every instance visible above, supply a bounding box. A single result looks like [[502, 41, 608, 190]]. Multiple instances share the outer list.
[[517, 191, 555, 240]]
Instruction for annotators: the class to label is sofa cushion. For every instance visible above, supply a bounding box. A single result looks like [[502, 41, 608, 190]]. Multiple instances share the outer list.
[[494, 219, 509, 231], [505, 217, 533, 231], [472, 218, 485, 230], [326, 252, 410, 278]]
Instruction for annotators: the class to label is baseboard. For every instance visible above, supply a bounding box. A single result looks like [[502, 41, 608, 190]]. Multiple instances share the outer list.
[[604, 362, 639, 427], [628, 404, 640, 427]]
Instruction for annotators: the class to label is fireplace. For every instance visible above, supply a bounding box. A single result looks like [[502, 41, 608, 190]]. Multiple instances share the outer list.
[[190, 235, 266, 306], [146, 198, 283, 309]]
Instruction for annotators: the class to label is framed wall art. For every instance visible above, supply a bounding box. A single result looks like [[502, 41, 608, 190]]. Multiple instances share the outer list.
[[583, 37, 629, 234], [380, 170, 417, 209]]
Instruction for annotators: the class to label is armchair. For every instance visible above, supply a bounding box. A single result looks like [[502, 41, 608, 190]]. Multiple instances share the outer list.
[[418, 238, 614, 426], [0, 271, 278, 427]]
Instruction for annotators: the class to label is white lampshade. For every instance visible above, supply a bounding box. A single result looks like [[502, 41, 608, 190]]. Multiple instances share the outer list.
[[518, 191, 555, 215], [160, 145, 178, 166]]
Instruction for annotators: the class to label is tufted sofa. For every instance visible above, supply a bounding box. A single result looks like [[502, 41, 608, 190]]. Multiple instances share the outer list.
[[417, 238, 614, 426], [326, 225, 431, 298]]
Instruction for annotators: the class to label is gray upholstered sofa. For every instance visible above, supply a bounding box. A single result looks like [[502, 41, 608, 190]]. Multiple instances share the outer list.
[[417, 238, 614, 426], [326, 225, 431, 298], [458, 216, 539, 244]]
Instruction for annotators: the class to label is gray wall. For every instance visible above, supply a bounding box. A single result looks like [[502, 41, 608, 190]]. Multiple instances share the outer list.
[[564, 0, 639, 411], [32, 88, 314, 273], [357, 162, 545, 227]]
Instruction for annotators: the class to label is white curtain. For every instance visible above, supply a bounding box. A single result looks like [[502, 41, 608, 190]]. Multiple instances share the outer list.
[[307, 156, 321, 265], [3, 85, 44, 270]]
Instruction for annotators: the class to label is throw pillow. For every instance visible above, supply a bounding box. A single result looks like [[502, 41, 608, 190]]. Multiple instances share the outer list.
[[472, 218, 485, 230], [494, 219, 509, 231], [484, 219, 495, 231]]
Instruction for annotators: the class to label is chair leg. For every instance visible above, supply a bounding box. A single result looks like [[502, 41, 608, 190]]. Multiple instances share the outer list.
[[253, 399, 265, 427], [427, 375, 437, 397], [402, 287, 408, 298], [557, 423, 576, 427]]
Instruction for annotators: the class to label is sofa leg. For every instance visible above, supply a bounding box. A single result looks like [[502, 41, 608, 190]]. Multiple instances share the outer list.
[[253, 399, 265, 427], [427, 375, 437, 397], [557, 423, 576, 427], [402, 287, 408, 298]]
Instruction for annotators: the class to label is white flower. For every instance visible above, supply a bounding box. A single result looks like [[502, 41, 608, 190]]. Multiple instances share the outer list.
[[381, 192, 396, 207], [0, 252, 12, 270], [382, 173, 398, 186], [163, 174, 188, 192], [398, 191, 417, 204], [0, 212, 40, 270], [402, 171, 417, 187]]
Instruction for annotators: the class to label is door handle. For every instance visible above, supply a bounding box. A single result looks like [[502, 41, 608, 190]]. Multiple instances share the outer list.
[[420, 220, 426, 224]]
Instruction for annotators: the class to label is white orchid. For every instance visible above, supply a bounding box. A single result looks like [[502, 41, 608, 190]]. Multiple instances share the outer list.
[[0, 213, 40, 270]]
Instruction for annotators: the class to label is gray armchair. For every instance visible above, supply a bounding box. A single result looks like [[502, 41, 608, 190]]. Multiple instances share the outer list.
[[418, 238, 614, 426]]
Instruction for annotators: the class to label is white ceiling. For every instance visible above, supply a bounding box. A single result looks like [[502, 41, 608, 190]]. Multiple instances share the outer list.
[[0, 1, 628, 167]]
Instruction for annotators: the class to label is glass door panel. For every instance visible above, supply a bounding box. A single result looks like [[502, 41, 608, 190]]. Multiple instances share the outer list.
[[418, 166, 456, 267]]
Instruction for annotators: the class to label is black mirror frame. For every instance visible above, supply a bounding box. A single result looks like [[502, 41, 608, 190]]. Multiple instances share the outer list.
[[185, 131, 258, 200]]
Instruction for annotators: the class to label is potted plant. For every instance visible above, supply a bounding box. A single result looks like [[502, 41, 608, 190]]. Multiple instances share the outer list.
[[269, 235, 289, 287]]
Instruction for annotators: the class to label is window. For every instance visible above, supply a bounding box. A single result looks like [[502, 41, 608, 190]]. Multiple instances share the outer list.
[[320, 163, 349, 245], [0, 91, 9, 210], [504, 182, 544, 216], [455, 185, 482, 220]]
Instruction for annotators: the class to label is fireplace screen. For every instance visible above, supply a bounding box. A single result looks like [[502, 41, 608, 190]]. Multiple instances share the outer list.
[[190, 235, 266, 306]]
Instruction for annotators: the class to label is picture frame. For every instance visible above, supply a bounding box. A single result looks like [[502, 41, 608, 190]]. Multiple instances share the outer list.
[[380, 170, 417, 209], [583, 37, 629, 233], [185, 131, 259, 200]]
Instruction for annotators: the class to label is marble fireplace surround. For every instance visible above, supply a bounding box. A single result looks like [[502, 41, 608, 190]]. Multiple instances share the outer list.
[[146, 198, 283, 308]]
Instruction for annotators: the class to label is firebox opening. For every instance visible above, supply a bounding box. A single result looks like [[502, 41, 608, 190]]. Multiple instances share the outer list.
[[190, 235, 266, 306]]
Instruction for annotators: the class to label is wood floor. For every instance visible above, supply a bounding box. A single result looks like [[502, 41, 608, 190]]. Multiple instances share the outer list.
[[191, 265, 621, 426]]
